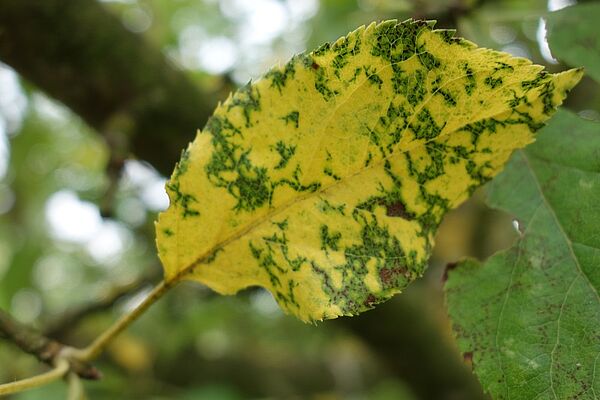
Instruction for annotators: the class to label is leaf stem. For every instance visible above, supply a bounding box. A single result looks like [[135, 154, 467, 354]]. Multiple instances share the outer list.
[[0, 280, 168, 395], [72, 280, 172, 362], [0, 358, 69, 396], [66, 372, 87, 400]]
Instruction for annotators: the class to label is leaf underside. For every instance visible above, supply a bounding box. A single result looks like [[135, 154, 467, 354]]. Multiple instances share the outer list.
[[156, 19, 582, 322], [445, 110, 600, 399]]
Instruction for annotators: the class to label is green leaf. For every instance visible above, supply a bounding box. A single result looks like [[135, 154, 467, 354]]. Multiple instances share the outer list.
[[445, 110, 600, 399], [547, 3, 600, 84], [156, 19, 582, 322]]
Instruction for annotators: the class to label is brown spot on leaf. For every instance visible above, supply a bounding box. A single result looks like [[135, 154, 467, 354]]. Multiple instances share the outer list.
[[463, 351, 473, 366], [381, 200, 413, 219], [379, 265, 408, 287], [441, 262, 458, 283], [311, 62, 320, 70], [364, 294, 377, 307]]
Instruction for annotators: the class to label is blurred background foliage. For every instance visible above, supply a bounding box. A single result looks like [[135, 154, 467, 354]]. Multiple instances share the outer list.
[[0, 0, 598, 399]]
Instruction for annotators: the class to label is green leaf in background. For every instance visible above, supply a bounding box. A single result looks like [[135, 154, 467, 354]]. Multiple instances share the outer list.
[[445, 109, 600, 399], [547, 3, 600, 84]]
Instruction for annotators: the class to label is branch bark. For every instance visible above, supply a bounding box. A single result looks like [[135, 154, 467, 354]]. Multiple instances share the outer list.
[[0, 0, 217, 175], [0, 309, 61, 365], [0, 309, 100, 380]]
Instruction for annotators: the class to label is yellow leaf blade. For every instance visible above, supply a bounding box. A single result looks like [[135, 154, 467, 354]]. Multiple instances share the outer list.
[[156, 20, 582, 322]]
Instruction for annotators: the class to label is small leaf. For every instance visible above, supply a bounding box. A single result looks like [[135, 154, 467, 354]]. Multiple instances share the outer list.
[[445, 110, 600, 399], [156, 19, 582, 322], [546, 3, 600, 84]]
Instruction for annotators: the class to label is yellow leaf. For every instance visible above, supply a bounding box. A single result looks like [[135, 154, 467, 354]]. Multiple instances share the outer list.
[[156, 20, 582, 322]]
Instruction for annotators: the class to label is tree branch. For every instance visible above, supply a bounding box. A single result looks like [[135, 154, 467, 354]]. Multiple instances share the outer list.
[[0, 357, 69, 396], [0, 309, 101, 380], [44, 269, 161, 339], [0, 0, 219, 175], [71, 280, 172, 363], [0, 308, 62, 365], [66, 371, 87, 400]]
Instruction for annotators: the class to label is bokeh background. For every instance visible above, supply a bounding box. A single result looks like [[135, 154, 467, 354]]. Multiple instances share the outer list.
[[0, 0, 598, 399]]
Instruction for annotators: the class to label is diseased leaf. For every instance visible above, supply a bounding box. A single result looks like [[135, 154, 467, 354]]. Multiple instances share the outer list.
[[445, 110, 600, 399], [547, 3, 600, 84], [156, 19, 582, 322]]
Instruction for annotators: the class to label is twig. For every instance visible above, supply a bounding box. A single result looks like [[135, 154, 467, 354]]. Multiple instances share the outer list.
[[66, 372, 87, 400], [45, 270, 160, 339], [0, 358, 69, 396], [0, 275, 168, 396], [0, 308, 63, 365], [71, 280, 173, 362], [0, 309, 101, 381]]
